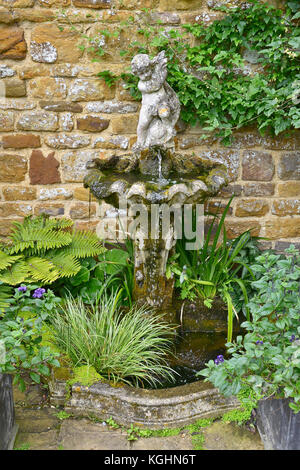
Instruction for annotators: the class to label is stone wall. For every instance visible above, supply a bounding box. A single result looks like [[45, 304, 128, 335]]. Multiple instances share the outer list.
[[0, 0, 299, 251]]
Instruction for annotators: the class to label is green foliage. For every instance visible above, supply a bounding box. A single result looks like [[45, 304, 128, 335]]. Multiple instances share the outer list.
[[48, 290, 176, 388], [167, 197, 255, 342], [55, 410, 72, 420], [92, 1, 300, 143], [0, 282, 12, 311], [0, 215, 104, 286], [200, 245, 300, 413], [221, 386, 258, 426], [68, 365, 104, 387], [53, 240, 134, 307], [0, 289, 60, 390]]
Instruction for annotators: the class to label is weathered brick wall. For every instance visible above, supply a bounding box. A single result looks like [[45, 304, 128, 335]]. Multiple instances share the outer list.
[[0, 0, 299, 251]]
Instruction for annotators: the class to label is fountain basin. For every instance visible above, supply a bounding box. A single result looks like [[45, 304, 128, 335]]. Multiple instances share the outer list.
[[49, 371, 239, 429]]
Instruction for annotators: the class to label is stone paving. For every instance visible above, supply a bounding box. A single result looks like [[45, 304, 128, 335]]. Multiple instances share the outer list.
[[13, 383, 264, 451]]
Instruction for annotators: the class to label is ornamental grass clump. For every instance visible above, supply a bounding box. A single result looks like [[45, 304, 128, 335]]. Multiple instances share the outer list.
[[48, 291, 176, 388]]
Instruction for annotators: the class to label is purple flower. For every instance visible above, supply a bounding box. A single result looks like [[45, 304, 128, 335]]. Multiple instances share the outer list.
[[32, 288, 46, 299], [214, 354, 224, 365], [18, 285, 27, 293], [290, 335, 296, 342], [255, 340, 263, 345]]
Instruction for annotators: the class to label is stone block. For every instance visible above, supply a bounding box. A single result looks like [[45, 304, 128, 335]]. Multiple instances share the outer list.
[[29, 150, 61, 185], [243, 183, 274, 197], [4, 78, 26, 97], [93, 135, 129, 150], [69, 79, 115, 102], [0, 27, 27, 60], [73, 187, 97, 202], [0, 202, 33, 217], [73, 0, 111, 7], [0, 100, 35, 110], [3, 186, 36, 201], [278, 152, 300, 180], [77, 116, 110, 133], [17, 111, 58, 131], [0, 218, 18, 237], [159, 0, 204, 10], [265, 218, 300, 239], [272, 200, 300, 216], [0, 0, 34, 6], [69, 202, 97, 219], [86, 101, 138, 114], [38, 187, 73, 200], [28, 77, 67, 100], [31, 24, 83, 63], [0, 154, 27, 182], [225, 220, 261, 239], [39, 101, 83, 113], [45, 134, 90, 149], [2, 134, 40, 149], [111, 115, 138, 134], [242, 151, 274, 181], [235, 199, 269, 217], [37, 0, 70, 6], [60, 113, 74, 132], [34, 203, 64, 217], [278, 182, 300, 197], [0, 111, 14, 131]]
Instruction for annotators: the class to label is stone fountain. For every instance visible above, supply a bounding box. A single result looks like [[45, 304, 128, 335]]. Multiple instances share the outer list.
[[84, 51, 228, 312], [49, 53, 240, 420]]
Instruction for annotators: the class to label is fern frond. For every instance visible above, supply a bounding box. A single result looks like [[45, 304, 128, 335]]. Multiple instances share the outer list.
[[44, 252, 81, 278], [9, 227, 72, 255], [0, 283, 12, 312], [0, 251, 22, 270], [63, 230, 105, 258], [0, 261, 29, 285], [25, 257, 60, 284]]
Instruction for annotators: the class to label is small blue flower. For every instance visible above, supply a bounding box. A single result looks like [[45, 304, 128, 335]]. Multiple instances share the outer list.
[[290, 335, 296, 342], [214, 354, 224, 365], [18, 285, 27, 293], [32, 287, 46, 299], [255, 340, 263, 345]]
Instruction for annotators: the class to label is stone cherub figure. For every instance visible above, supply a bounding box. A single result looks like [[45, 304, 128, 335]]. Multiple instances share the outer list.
[[131, 51, 181, 150]]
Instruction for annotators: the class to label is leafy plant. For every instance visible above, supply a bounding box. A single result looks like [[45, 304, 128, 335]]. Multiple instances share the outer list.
[[0, 215, 105, 286], [48, 290, 176, 388], [53, 239, 134, 307], [167, 197, 254, 341], [200, 245, 300, 413], [0, 302, 60, 391]]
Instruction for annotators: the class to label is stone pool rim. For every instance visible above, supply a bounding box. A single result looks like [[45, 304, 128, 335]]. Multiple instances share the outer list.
[[49, 372, 240, 429]]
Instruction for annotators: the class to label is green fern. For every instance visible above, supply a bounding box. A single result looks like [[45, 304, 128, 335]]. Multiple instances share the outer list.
[[9, 226, 72, 255], [0, 251, 22, 270], [0, 261, 29, 285], [0, 283, 12, 312], [44, 252, 81, 278], [63, 230, 105, 258], [0, 215, 105, 286], [26, 257, 60, 284]]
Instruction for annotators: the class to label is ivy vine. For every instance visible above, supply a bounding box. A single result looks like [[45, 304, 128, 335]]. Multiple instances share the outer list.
[[56, 1, 300, 144], [90, 0, 300, 145]]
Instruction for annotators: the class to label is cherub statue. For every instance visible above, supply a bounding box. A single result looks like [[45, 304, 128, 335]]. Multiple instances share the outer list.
[[131, 51, 181, 150]]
